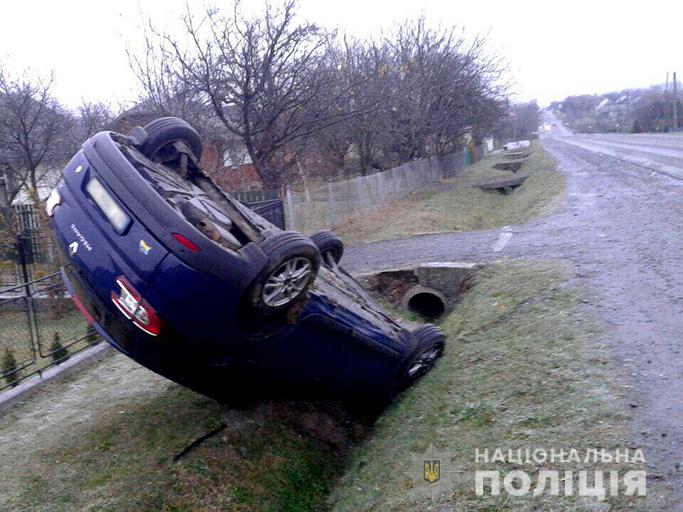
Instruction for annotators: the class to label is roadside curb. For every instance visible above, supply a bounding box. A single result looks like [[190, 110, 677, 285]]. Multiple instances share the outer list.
[[0, 343, 113, 412]]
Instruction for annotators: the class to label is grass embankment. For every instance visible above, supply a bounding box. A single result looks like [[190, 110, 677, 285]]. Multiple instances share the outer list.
[[0, 362, 359, 512], [335, 141, 564, 244], [330, 261, 650, 511]]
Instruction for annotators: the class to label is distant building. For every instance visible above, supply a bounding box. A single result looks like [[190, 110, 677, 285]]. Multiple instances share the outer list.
[[2, 167, 61, 206], [596, 96, 631, 132]]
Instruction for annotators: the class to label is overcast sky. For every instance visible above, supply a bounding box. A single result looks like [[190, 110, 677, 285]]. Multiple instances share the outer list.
[[0, 0, 680, 110]]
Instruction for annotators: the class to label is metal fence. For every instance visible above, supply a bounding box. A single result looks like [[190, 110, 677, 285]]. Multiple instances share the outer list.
[[0, 270, 100, 391], [232, 189, 280, 204], [284, 148, 482, 233], [249, 199, 286, 229], [1, 204, 58, 289]]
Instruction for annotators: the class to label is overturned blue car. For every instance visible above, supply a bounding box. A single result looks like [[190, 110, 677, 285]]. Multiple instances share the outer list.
[[47, 117, 446, 402]]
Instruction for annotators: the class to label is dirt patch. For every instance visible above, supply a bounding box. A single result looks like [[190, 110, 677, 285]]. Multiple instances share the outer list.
[[358, 270, 419, 306]]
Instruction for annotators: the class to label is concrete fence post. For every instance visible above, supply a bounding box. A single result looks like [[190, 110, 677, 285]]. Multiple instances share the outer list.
[[377, 172, 386, 205], [327, 181, 336, 227], [285, 186, 295, 230], [355, 177, 365, 213]]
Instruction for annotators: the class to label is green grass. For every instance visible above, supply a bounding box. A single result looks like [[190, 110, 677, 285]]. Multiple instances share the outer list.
[[2, 382, 356, 512], [328, 261, 658, 511], [335, 141, 564, 244]]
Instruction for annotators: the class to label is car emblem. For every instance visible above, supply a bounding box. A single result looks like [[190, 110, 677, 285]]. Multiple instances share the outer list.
[[69, 242, 79, 256], [74, 165, 83, 173], [139, 240, 152, 255]]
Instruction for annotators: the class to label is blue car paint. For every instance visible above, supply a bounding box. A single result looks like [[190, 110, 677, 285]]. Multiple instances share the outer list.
[[50, 132, 417, 399]]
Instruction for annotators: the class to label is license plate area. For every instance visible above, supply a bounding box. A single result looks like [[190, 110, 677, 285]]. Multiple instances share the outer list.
[[86, 177, 131, 234]]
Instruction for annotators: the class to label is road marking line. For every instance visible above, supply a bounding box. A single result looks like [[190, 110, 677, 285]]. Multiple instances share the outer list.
[[492, 226, 512, 252]]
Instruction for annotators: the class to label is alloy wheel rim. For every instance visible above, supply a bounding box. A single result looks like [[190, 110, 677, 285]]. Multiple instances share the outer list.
[[407, 347, 442, 378], [262, 257, 313, 307]]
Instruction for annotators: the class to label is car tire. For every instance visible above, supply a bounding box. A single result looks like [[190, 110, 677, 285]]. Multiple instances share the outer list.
[[141, 117, 203, 161], [396, 324, 445, 388], [249, 231, 321, 314], [310, 230, 344, 267]]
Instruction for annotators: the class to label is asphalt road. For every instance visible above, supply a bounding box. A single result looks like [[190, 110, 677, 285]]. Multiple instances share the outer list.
[[346, 133, 683, 507], [566, 132, 683, 180]]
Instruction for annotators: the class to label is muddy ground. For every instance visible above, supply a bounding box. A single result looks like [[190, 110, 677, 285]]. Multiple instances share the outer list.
[[346, 136, 683, 507]]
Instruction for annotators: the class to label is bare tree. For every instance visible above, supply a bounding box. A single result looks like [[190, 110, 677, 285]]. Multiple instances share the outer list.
[[308, 20, 508, 175], [76, 102, 116, 139], [0, 68, 71, 205], [148, 0, 364, 189], [128, 28, 217, 138], [131, 5, 508, 188], [382, 18, 507, 160]]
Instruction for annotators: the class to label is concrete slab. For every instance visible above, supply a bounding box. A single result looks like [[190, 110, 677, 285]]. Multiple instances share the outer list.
[[493, 160, 525, 172], [476, 176, 527, 195], [355, 261, 482, 316]]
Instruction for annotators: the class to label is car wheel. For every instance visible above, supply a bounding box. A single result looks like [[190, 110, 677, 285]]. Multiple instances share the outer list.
[[250, 231, 321, 314], [310, 230, 344, 267], [141, 117, 203, 161], [397, 324, 445, 388]]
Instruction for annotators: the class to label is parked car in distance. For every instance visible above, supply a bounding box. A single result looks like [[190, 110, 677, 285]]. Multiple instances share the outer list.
[[47, 117, 446, 402]]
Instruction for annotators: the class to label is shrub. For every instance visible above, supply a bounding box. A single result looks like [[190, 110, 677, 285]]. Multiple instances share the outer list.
[[85, 326, 100, 345], [49, 332, 69, 363], [2, 348, 19, 387]]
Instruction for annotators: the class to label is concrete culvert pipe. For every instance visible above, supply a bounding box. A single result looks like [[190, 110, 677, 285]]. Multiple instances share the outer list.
[[401, 285, 447, 320]]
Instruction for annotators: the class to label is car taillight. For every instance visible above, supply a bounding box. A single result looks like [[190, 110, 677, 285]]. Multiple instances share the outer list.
[[172, 233, 201, 252], [46, 187, 62, 217], [111, 276, 162, 336]]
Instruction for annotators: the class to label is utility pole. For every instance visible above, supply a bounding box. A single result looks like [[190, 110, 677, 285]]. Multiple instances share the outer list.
[[674, 72, 679, 131]]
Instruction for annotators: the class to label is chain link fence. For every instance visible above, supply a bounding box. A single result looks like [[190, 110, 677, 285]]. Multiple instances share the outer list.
[[1, 205, 101, 391], [284, 148, 481, 233]]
